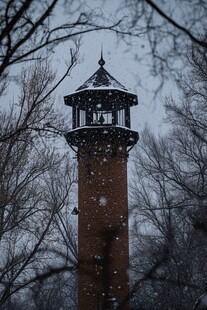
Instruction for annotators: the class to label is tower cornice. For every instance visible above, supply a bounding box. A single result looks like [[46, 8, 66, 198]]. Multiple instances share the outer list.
[[64, 88, 138, 109], [65, 125, 139, 149]]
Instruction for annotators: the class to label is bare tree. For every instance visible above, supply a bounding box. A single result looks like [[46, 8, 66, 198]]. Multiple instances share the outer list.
[[1, 0, 207, 98], [129, 45, 207, 309], [120, 0, 207, 92], [0, 61, 78, 308], [0, 0, 141, 90]]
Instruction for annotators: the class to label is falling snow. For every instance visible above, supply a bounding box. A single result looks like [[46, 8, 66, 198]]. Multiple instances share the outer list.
[[76, 66, 127, 91], [99, 196, 107, 206]]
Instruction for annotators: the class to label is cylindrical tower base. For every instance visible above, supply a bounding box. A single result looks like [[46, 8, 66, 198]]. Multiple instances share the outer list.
[[78, 135, 130, 310]]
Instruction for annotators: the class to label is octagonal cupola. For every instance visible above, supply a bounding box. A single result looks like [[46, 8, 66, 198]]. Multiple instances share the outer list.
[[64, 54, 138, 148]]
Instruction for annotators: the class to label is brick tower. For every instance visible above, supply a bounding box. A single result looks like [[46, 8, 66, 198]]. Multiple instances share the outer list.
[[64, 54, 138, 310]]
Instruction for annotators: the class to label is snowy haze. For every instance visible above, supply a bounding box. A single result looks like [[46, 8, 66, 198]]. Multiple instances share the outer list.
[[53, 1, 174, 137], [5, 1, 176, 150]]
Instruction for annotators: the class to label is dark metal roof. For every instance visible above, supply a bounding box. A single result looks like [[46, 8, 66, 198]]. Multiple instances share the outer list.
[[65, 126, 139, 148], [64, 55, 138, 108], [76, 60, 127, 91], [64, 88, 138, 108]]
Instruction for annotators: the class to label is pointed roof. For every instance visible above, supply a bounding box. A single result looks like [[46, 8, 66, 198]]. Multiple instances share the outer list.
[[64, 53, 138, 108], [76, 55, 127, 92]]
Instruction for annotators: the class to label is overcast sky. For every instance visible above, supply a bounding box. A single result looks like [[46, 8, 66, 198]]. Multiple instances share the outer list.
[[6, 0, 177, 138], [53, 0, 176, 137]]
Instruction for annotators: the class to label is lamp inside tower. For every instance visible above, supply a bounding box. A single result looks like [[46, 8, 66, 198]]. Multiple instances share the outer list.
[[72, 102, 131, 128]]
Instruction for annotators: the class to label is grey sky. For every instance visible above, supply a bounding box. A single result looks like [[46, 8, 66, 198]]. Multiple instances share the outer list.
[[55, 0, 172, 136], [4, 0, 175, 138]]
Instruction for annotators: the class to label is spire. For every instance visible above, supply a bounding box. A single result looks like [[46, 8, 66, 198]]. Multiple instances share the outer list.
[[98, 45, 105, 67], [76, 46, 128, 91]]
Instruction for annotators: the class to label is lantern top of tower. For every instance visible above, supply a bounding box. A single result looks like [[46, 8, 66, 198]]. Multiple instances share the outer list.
[[76, 54, 127, 92]]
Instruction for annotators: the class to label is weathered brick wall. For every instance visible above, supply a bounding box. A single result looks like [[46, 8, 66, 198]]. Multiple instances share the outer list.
[[78, 138, 130, 310]]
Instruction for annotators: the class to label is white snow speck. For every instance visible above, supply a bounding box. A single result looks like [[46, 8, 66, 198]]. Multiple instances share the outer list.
[[99, 196, 107, 206]]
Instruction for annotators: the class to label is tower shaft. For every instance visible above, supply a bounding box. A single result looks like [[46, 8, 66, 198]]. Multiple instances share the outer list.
[[78, 138, 130, 310], [64, 55, 139, 309]]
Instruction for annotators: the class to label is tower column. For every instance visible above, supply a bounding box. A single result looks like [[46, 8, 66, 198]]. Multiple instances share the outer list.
[[64, 55, 139, 310], [78, 137, 130, 309]]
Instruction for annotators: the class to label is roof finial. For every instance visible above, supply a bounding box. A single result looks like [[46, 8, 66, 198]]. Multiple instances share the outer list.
[[98, 44, 105, 67]]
